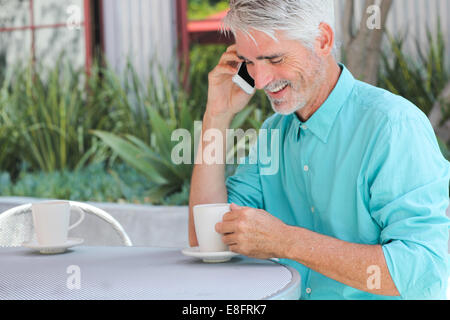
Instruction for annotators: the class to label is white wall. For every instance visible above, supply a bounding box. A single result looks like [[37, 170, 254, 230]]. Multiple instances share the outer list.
[[334, 0, 450, 61], [102, 0, 178, 81]]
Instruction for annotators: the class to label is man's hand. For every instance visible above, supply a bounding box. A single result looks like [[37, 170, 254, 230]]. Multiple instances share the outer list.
[[215, 203, 290, 259], [206, 45, 255, 119]]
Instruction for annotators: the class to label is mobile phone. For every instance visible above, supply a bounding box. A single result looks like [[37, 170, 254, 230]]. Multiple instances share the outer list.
[[232, 62, 255, 95]]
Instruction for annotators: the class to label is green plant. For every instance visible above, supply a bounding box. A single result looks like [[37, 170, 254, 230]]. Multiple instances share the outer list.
[[188, 0, 229, 20], [97, 60, 156, 142], [94, 101, 195, 203], [379, 24, 450, 195], [0, 162, 154, 203], [0, 50, 6, 86], [91, 58, 199, 204], [0, 59, 119, 173], [379, 24, 449, 116], [0, 83, 21, 175]]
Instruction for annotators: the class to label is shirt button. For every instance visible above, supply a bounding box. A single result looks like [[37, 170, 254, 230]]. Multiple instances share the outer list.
[[303, 165, 309, 172], [301, 125, 308, 130], [311, 207, 315, 213], [306, 288, 312, 294]]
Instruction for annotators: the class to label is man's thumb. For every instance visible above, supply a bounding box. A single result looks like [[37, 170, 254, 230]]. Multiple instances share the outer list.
[[230, 203, 243, 211]]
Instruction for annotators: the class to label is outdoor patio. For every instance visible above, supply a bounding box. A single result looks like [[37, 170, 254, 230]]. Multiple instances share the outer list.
[[0, 0, 449, 301]]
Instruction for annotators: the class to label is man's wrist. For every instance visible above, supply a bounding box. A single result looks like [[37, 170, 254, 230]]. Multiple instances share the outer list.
[[204, 108, 235, 129], [277, 225, 303, 260]]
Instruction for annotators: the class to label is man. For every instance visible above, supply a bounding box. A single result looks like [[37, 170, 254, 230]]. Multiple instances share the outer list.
[[188, 0, 450, 299]]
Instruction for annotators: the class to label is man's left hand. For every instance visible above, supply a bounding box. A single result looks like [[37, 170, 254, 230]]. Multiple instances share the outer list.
[[215, 203, 290, 259]]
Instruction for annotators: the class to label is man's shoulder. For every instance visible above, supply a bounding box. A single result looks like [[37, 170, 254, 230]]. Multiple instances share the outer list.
[[351, 80, 428, 127]]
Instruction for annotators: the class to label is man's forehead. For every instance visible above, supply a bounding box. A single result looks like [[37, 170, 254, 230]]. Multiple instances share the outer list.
[[235, 29, 287, 60]]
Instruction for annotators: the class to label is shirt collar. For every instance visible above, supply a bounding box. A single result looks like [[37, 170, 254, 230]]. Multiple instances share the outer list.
[[291, 64, 355, 143]]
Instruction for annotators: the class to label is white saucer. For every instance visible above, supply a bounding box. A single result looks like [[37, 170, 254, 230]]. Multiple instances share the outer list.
[[22, 238, 84, 254], [181, 247, 239, 263]]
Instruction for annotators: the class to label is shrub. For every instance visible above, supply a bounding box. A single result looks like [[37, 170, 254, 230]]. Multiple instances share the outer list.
[[379, 24, 449, 117]]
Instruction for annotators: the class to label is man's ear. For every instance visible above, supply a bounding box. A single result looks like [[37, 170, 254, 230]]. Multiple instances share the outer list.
[[314, 22, 335, 57]]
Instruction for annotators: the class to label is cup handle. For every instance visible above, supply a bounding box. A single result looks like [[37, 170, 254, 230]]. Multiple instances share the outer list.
[[68, 206, 85, 231]]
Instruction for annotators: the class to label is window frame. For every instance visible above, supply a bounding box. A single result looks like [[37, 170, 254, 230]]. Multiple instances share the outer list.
[[0, 0, 94, 73]]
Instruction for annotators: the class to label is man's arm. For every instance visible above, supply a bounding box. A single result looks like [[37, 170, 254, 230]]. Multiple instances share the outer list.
[[188, 44, 254, 247], [282, 225, 400, 296], [188, 112, 232, 246], [217, 203, 400, 296]]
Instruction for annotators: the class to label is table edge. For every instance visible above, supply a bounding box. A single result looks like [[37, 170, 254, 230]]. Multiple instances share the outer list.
[[263, 264, 301, 300]]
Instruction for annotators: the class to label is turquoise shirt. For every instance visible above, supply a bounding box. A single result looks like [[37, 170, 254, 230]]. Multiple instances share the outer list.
[[226, 64, 450, 300]]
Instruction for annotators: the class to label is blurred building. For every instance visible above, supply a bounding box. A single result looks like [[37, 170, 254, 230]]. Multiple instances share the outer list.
[[333, 0, 450, 60], [0, 0, 180, 81], [102, 0, 179, 80], [0, 0, 449, 81], [0, 0, 88, 71], [185, 0, 450, 61]]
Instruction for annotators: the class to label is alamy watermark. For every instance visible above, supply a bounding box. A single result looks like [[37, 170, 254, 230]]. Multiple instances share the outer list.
[[171, 121, 280, 176], [366, 265, 382, 290], [66, 265, 81, 290], [66, 5, 82, 30], [366, 5, 383, 30]]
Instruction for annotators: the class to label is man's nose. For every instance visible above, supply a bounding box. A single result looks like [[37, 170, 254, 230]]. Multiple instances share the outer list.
[[249, 64, 273, 90]]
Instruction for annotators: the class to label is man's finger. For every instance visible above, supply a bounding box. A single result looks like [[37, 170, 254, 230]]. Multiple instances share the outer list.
[[219, 52, 241, 68], [211, 64, 238, 77], [222, 210, 240, 221], [229, 243, 240, 253], [222, 233, 238, 246], [226, 44, 237, 52], [215, 221, 236, 234]]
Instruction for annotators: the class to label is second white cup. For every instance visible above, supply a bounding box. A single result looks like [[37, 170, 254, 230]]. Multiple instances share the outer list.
[[193, 203, 230, 252], [32, 201, 85, 246]]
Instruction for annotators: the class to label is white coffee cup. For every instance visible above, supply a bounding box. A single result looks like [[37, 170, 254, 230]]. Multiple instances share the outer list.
[[193, 203, 230, 252], [32, 201, 85, 246]]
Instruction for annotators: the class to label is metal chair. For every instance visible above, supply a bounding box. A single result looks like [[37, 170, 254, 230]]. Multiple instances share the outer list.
[[0, 201, 133, 247]]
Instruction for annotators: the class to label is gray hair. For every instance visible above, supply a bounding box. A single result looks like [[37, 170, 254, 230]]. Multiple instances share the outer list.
[[222, 0, 336, 49]]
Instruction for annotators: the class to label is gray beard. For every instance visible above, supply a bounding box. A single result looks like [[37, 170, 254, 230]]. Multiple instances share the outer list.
[[266, 89, 307, 115]]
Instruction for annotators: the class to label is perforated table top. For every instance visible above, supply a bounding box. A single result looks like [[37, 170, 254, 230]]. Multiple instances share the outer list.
[[0, 246, 300, 300]]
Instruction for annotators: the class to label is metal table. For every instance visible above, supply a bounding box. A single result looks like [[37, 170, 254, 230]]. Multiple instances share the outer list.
[[0, 246, 301, 300]]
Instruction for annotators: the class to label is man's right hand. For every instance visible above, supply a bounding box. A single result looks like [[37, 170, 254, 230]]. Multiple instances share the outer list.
[[206, 44, 255, 120]]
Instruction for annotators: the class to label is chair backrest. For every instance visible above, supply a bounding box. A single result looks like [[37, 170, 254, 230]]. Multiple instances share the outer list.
[[0, 201, 133, 247]]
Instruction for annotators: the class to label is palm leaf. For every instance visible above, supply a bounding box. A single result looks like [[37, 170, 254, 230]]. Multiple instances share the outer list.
[[93, 130, 168, 185]]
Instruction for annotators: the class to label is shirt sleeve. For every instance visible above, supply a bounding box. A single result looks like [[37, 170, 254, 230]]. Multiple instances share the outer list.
[[368, 112, 450, 300], [226, 140, 264, 209], [225, 115, 278, 210]]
